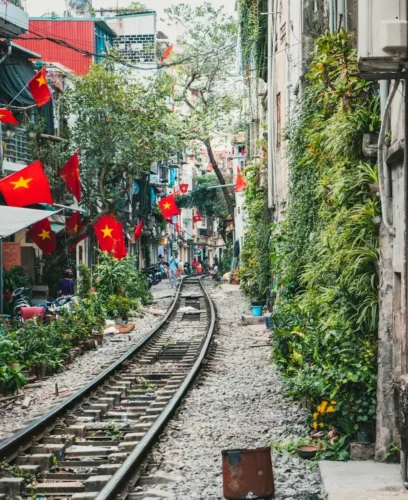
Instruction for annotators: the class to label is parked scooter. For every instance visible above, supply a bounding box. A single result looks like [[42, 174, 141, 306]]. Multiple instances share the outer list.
[[10, 287, 32, 319], [184, 262, 192, 275]]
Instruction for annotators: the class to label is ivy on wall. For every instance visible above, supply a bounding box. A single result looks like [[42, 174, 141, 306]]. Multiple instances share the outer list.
[[238, 0, 268, 81]]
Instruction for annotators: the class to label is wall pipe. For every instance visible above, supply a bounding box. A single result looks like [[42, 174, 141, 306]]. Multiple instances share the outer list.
[[378, 80, 399, 236], [267, 0, 274, 209]]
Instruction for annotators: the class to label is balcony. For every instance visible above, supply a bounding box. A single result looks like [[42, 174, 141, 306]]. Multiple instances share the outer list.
[[0, 0, 28, 36], [3, 128, 32, 173]]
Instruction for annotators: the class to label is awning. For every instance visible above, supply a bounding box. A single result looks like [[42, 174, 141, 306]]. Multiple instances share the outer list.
[[0, 207, 59, 238], [0, 54, 36, 106]]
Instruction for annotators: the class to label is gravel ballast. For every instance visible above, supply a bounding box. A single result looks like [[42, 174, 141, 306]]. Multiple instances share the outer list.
[[0, 282, 175, 442], [135, 280, 323, 500]]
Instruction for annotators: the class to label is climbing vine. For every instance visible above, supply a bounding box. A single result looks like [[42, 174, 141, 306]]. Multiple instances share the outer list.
[[238, 0, 268, 80], [271, 30, 380, 439]]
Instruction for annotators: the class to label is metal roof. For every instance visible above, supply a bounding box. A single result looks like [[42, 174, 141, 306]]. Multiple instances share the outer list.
[[29, 17, 117, 37], [0, 207, 59, 238]]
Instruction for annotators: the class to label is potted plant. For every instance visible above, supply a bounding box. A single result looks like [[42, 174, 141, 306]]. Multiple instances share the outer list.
[[107, 295, 132, 322]]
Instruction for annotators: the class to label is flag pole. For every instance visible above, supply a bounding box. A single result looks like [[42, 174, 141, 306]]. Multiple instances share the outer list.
[[8, 64, 48, 107]]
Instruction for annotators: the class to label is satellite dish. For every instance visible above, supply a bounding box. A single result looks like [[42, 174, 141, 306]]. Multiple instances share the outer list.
[[68, 0, 88, 9]]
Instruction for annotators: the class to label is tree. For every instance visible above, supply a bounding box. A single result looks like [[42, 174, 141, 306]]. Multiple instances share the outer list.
[[37, 65, 180, 259], [165, 3, 241, 223], [176, 174, 233, 241], [66, 65, 179, 221]]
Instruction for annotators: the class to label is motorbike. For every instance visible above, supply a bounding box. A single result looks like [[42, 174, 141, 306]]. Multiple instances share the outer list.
[[10, 287, 32, 319], [184, 262, 192, 275]]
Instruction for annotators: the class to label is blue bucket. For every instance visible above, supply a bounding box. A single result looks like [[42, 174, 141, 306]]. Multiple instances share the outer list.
[[251, 305, 263, 317]]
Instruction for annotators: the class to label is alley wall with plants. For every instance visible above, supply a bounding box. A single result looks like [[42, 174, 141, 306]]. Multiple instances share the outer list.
[[241, 30, 380, 447]]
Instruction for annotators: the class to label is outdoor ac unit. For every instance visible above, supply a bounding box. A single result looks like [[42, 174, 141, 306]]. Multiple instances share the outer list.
[[358, 0, 408, 77]]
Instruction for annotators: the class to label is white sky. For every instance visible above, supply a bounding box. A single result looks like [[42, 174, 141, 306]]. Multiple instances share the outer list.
[[26, 0, 236, 41]]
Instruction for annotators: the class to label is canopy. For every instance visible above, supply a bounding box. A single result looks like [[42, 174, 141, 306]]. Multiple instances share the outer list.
[[0, 207, 59, 238]]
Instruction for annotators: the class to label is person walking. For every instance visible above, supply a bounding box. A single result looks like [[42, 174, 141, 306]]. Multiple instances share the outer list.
[[168, 252, 179, 289]]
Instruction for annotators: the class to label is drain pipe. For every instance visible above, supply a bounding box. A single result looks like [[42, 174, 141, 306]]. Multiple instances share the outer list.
[[267, 0, 277, 211], [378, 80, 399, 236]]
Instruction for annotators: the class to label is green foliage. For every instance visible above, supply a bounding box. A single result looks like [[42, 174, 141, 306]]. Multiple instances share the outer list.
[[2, 266, 31, 315], [78, 262, 92, 299], [107, 294, 139, 320], [237, 0, 268, 80], [94, 252, 151, 305], [65, 64, 180, 215], [176, 175, 232, 219], [270, 30, 380, 438], [239, 161, 271, 301]]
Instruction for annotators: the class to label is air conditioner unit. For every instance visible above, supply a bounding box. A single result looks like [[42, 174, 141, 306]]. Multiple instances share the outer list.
[[358, 0, 408, 77]]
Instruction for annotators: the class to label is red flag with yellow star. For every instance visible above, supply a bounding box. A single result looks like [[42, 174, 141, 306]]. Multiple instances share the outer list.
[[193, 214, 202, 223], [0, 161, 53, 207], [111, 222, 127, 260], [158, 194, 180, 218], [0, 108, 18, 125], [60, 151, 81, 203], [26, 218, 56, 255], [28, 67, 51, 108], [179, 184, 189, 194], [66, 211, 87, 251], [94, 214, 123, 254]]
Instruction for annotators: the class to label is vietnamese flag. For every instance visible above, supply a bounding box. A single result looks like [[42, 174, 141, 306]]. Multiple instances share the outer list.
[[161, 44, 174, 63], [94, 214, 123, 254], [193, 214, 202, 223], [66, 211, 83, 236], [26, 218, 56, 255], [158, 194, 180, 218], [175, 222, 180, 234], [111, 222, 127, 260], [66, 211, 87, 251], [235, 167, 247, 192], [134, 220, 143, 241], [0, 108, 18, 125], [179, 184, 189, 194], [28, 67, 52, 108], [60, 151, 81, 202], [0, 160, 53, 207]]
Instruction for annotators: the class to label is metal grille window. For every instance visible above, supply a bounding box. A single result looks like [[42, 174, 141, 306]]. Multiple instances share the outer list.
[[276, 92, 281, 149], [3, 128, 32, 165]]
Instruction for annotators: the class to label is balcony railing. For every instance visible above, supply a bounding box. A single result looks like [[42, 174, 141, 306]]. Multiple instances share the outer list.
[[3, 128, 32, 166]]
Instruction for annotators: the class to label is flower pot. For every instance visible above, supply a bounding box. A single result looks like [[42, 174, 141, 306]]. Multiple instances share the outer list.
[[251, 300, 266, 307], [251, 305, 263, 317]]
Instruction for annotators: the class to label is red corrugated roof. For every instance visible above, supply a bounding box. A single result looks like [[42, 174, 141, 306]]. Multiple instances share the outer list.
[[18, 20, 95, 75]]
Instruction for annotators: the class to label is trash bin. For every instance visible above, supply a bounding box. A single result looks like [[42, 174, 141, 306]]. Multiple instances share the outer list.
[[222, 448, 274, 500]]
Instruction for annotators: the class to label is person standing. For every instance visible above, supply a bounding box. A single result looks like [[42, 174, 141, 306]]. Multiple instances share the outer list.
[[58, 269, 75, 296], [192, 257, 199, 274], [168, 252, 179, 289], [214, 256, 219, 268]]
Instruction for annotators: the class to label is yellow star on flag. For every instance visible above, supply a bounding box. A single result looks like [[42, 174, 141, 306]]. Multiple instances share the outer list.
[[0, 114, 4, 119], [73, 224, 79, 233], [38, 229, 51, 240], [101, 225, 113, 238], [36, 74, 47, 87], [10, 176, 33, 190], [163, 202, 172, 210]]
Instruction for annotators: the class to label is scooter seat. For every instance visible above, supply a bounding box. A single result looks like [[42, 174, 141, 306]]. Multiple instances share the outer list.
[[21, 307, 45, 322]]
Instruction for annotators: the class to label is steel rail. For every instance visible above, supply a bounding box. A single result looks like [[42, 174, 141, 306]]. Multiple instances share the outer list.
[[0, 278, 186, 459], [95, 276, 216, 500]]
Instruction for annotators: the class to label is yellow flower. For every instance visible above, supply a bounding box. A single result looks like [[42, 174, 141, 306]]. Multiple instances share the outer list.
[[313, 422, 318, 430], [319, 423, 324, 428], [318, 401, 328, 413], [326, 406, 335, 413], [313, 412, 319, 420], [331, 400, 337, 405]]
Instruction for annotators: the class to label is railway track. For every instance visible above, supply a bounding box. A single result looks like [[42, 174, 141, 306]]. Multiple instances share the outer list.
[[0, 276, 216, 500]]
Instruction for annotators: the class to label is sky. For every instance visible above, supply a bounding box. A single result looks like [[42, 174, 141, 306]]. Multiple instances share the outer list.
[[25, 0, 236, 40]]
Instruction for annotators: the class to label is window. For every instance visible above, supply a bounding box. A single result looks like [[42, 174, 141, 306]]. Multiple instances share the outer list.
[[276, 92, 281, 149]]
